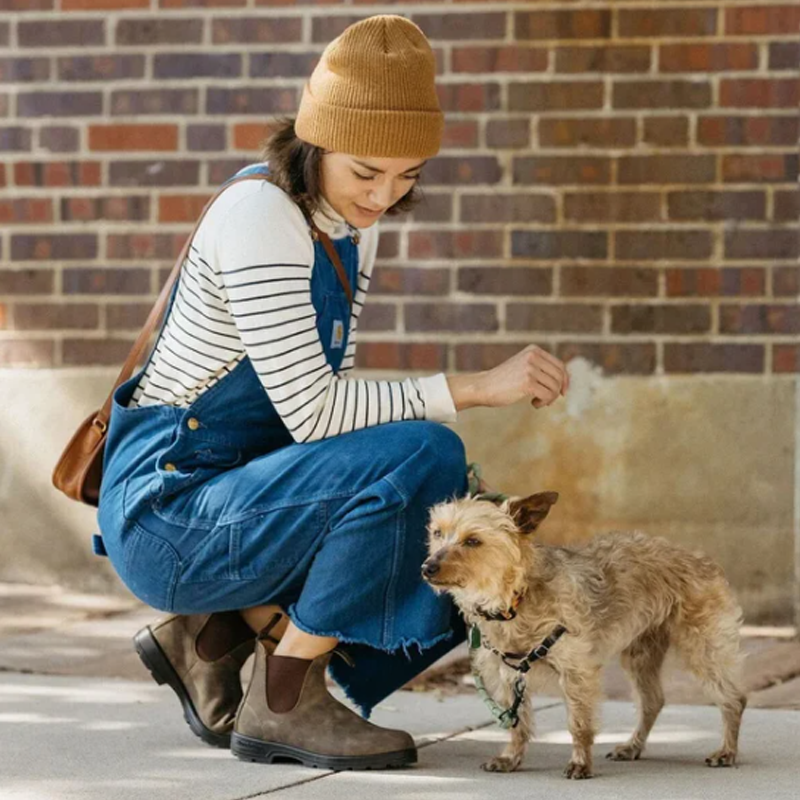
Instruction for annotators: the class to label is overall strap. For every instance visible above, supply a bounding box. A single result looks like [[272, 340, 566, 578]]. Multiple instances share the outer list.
[[94, 173, 352, 428]]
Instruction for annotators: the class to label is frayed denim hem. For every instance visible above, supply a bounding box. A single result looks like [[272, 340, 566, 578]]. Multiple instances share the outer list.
[[285, 604, 458, 719]]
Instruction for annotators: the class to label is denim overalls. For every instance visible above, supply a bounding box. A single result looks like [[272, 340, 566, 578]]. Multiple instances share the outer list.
[[95, 163, 469, 718]]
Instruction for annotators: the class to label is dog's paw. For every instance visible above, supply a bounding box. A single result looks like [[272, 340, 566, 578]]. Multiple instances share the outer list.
[[705, 749, 737, 768], [480, 756, 520, 773], [563, 761, 594, 779], [606, 743, 642, 761]]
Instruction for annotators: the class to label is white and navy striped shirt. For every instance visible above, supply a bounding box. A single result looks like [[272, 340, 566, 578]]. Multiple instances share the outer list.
[[128, 170, 458, 442]]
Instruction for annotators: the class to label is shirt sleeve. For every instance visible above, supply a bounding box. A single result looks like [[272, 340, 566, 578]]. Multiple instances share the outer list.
[[212, 185, 457, 443]]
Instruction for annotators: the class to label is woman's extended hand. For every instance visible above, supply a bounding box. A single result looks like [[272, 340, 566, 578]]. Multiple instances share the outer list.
[[446, 345, 570, 412]]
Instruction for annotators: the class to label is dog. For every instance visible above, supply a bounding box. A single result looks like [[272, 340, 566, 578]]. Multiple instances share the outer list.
[[421, 491, 747, 779]]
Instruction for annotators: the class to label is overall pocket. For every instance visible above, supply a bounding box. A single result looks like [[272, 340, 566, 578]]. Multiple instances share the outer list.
[[121, 523, 180, 611]]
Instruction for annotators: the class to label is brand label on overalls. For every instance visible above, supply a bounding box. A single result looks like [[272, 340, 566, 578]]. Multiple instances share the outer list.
[[331, 319, 344, 349]]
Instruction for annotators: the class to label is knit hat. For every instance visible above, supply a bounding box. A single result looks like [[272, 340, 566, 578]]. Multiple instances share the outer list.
[[295, 15, 444, 159]]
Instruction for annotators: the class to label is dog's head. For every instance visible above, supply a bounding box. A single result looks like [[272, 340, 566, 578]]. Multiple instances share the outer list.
[[421, 492, 558, 609]]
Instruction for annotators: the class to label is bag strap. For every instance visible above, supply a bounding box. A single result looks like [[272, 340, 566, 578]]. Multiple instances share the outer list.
[[94, 172, 354, 429]]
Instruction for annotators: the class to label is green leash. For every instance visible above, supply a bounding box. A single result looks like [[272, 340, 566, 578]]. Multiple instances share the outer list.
[[466, 461, 509, 504]]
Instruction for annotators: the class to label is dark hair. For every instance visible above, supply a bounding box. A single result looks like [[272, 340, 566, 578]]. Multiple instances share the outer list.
[[257, 116, 425, 221]]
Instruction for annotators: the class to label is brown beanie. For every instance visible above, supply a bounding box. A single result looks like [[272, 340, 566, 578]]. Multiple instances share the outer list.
[[295, 15, 444, 159]]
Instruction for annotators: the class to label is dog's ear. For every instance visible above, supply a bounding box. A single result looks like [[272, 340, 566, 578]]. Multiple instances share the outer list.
[[507, 492, 559, 535]]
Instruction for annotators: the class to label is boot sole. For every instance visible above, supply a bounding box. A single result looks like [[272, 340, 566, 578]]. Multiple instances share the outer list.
[[230, 732, 417, 771], [133, 626, 231, 749]]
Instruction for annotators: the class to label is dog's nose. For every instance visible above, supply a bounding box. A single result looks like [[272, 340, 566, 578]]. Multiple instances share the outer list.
[[422, 561, 440, 578]]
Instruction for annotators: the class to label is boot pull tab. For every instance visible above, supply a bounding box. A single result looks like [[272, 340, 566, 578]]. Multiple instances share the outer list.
[[256, 612, 284, 645], [331, 647, 355, 668]]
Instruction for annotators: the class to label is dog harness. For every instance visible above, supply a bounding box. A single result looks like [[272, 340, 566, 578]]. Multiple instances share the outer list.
[[468, 622, 568, 730]]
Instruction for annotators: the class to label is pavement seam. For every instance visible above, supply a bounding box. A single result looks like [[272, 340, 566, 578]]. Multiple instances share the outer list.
[[229, 700, 566, 797]]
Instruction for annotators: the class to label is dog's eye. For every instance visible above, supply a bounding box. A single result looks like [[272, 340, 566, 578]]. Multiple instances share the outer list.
[[430, 529, 442, 539], [463, 537, 481, 547]]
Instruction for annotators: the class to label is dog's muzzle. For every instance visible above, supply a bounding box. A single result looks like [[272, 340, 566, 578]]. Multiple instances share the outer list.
[[421, 559, 440, 579]]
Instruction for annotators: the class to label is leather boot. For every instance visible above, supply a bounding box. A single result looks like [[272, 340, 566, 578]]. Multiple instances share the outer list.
[[231, 628, 417, 770], [134, 611, 282, 747]]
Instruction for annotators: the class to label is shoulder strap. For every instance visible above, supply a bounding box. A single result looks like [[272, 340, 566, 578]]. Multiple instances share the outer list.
[[95, 172, 352, 426]]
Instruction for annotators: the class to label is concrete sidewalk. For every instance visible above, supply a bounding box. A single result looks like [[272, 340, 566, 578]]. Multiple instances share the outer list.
[[1, 584, 799, 799]]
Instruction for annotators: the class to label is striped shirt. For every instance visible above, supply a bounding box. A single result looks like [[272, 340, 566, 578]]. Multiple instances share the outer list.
[[128, 169, 458, 442]]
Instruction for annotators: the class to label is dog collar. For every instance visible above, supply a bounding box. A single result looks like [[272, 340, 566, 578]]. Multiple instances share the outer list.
[[473, 589, 526, 622]]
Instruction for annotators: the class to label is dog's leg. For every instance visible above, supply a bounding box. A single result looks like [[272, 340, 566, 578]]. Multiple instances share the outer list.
[[673, 595, 747, 767], [607, 626, 670, 762], [479, 669, 533, 773], [560, 667, 600, 779]]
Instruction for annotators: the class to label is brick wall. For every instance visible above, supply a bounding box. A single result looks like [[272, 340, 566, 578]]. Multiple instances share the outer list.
[[0, 1, 798, 379]]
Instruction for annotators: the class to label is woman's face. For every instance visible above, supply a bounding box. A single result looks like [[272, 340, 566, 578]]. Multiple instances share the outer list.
[[319, 152, 427, 228]]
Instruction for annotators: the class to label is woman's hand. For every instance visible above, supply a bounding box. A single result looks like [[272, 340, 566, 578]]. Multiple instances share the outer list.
[[450, 345, 569, 411]]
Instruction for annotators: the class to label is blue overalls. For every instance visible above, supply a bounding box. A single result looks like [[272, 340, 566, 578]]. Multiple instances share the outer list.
[[95, 163, 469, 718]]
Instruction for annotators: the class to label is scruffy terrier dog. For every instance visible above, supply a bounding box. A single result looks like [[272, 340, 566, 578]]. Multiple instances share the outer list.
[[421, 492, 747, 779]]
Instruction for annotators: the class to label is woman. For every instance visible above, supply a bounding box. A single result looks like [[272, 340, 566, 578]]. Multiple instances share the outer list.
[[96, 15, 569, 770]]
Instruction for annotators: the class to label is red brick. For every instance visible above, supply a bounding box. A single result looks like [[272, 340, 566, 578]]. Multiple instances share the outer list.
[[660, 43, 758, 72], [616, 230, 713, 261], [515, 10, 611, 41], [359, 303, 397, 332], [619, 8, 718, 37], [773, 190, 799, 222], [0, 268, 53, 295], [668, 190, 766, 220], [508, 302, 603, 333], [486, 119, 530, 149], [159, 193, 213, 223], [698, 116, 798, 146], [539, 118, 636, 148], [371, 267, 450, 296], [62, 338, 136, 366], [725, 6, 800, 36], [509, 81, 603, 112], [664, 343, 764, 374], [614, 80, 711, 109], [13, 302, 98, 330], [555, 45, 650, 73], [618, 155, 716, 185], [441, 120, 479, 149], [355, 342, 447, 371], [723, 153, 798, 183], [611, 304, 711, 335], [461, 194, 555, 224], [564, 193, 661, 223], [452, 46, 547, 74], [719, 304, 800, 335], [458, 267, 552, 296], [405, 303, 497, 333], [514, 157, 611, 185], [14, 161, 102, 187], [721, 79, 800, 108], [409, 230, 503, 260], [665, 267, 766, 298], [773, 345, 800, 373], [773, 267, 799, 297], [561, 267, 658, 297], [725, 229, 798, 260], [437, 83, 501, 113], [0, 198, 53, 224], [643, 117, 689, 147], [512, 230, 608, 260], [89, 124, 178, 151]]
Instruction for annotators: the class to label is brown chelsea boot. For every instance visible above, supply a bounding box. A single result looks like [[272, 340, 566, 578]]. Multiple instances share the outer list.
[[231, 627, 417, 770], [134, 610, 283, 747]]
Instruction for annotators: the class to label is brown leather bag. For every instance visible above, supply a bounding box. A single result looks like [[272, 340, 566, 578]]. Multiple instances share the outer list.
[[52, 173, 354, 507]]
